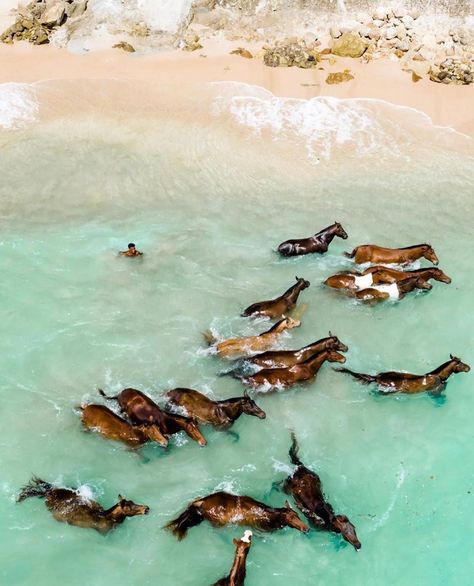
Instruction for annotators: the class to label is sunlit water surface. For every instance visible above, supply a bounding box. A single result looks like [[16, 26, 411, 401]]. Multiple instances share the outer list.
[[0, 79, 473, 586]]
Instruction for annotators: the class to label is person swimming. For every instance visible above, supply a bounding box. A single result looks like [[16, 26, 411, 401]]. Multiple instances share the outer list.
[[119, 243, 143, 257]]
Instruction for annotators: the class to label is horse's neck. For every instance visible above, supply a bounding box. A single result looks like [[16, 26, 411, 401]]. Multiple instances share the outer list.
[[228, 549, 248, 584], [429, 360, 456, 380], [284, 282, 303, 302], [317, 226, 336, 244], [218, 399, 243, 421], [398, 279, 417, 294], [298, 352, 327, 374], [102, 503, 124, 524], [300, 339, 328, 356]]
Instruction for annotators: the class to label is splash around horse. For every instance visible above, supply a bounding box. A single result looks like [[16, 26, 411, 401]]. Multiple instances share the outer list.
[[165, 388, 266, 429], [242, 277, 310, 319], [336, 355, 470, 394], [165, 491, 308, 539], [278, 222, 348, 256], [18, 476, 149, 534]]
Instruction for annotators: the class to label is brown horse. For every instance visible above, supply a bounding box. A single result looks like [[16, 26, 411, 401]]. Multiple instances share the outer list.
[[81, 404, 168, 447], [166, 491, 308, 539], [239, 349, 346, 390], [245, 333, 348, 369], [99, 388, 207, 446], [325, 266, 451, 290], [165, 388, 266, 430], [206, 317, 301, 359], [212, 531, 253, 586], [336, 355, 470, 394], [18, 476, 149, 534], [344, 243, 439, 265], [353, 275, 432, 302], [242, 277, 310, 319], [283, 435, 361, 550], [278, 222, 348, 257]]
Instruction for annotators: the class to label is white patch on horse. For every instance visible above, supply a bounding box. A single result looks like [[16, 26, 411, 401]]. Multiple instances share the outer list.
[[353, 273, 373, 289], [242, 530, 253, 542], [371, 283, 400, 299]]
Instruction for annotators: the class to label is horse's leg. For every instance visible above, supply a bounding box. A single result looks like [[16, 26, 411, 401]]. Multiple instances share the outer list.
[[226, 430, 240, 443], [265, 479, 285, 498]]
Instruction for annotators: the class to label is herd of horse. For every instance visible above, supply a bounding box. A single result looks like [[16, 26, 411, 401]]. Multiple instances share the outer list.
[[18, 223, 470, 585]]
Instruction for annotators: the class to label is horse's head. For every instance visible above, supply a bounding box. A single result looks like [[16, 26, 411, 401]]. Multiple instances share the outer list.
[[328, 331, 349, 353], [414, 277, 433, 291], [140, 424, 169, 447], [422, 245, 439, 265], [241, 391, 266, 419], [327, 350, 347, 364], [282, 317, 301, 330], [449, 354, 471, 373], [431, 268, 451, 284], [281, 500, 309, 533], [233, 530, 252, 552], [332, 514, 361, 550], [183, 419, 207, 446], [116, 495, 150, 517], [295, 276, 310, 289], [333, 221, 348, 239]]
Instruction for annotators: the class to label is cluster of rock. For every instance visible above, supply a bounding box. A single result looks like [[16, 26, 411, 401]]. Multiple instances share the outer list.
[[1, 0, 87, 45], [262, 39, 329, 68], [430, 59, 473, 85]]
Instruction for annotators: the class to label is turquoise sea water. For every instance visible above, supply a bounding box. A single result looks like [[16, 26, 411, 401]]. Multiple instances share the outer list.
[[0, 80, 473, 586]]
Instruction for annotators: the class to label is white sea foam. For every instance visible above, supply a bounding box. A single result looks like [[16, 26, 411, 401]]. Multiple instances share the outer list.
[[0, 83, 39, 130]]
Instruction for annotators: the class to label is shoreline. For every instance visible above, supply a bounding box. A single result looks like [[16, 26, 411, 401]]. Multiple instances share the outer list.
[[1, 39, 474, 138]]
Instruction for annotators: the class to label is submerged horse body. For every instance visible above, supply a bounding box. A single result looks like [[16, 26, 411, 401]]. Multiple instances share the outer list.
[[278, 222, 348, 257], [81, 404, 168, 447], [344, 243, 439, 265], [207, 317, 301, 359], [165, 388, 266, 429], [18, 477, 149, 534], [353, 275, 432, 302], [99, 388, 207, 446], [325, 267, 451, 290], [283, 435, 361, 550], [166, 491, 308, 539], [239, 349, 346, 390], [242, 277, 310, 319], [337, 355, 470, 394], [212, 530, 253, 586]]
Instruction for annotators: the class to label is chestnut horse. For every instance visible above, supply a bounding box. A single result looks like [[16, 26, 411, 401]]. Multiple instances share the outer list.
[[18, 476, 149, 534], [165, 388, 266, 429], [242, 277, 310, 319], [325, 267, 451, 290], [353, 275, 432, 302], [278, 222, 348, 257], [239, 349, 346, 390], [283, 435, 361, 550], [81, 404, 168, 447], [166, 491, 308, 539], [245, 333, 348, 369], [336, 355, 470, 394], [205, 317, 301, 359], [99, 388, 207, 446], [344, 243, 439, 265], [213, 531, 253, 586]]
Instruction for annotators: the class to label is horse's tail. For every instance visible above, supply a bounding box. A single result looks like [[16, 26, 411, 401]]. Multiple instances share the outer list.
[[289, 432, 303, 467], [203, 330, 217, 346], [17, 476, 52, 502], [343, 248, 356, 259], [334, 367, 375, 385], [165, 503, 203, 540], [98, 388, 118, 401]]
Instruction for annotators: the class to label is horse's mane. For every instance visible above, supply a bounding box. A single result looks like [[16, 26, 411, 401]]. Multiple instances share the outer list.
[[398, 243, 430, 250]]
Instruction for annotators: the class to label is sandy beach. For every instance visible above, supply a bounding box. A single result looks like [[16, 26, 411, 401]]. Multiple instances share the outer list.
[[1, 38, 473, 137]]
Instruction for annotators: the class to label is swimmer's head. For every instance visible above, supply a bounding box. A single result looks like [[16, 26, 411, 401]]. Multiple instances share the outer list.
[[128, 243, 136, 249]]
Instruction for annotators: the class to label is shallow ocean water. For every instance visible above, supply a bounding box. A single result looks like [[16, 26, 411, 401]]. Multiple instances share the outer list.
[[0, 79, 473, 586]]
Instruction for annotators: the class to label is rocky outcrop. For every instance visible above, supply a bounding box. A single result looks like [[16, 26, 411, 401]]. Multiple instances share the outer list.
[[430, 59, 473, 85], [113, 41, 136, 53], [331, 32, 367, 58], [326, 69, 355, 84], [1, 0, 88, 45], [263, 39, 322, 68]]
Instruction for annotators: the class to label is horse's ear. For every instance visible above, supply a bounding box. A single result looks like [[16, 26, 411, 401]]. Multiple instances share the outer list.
[[328, 330, 333, 337], [118, 494, 124, 501], [284, 500, 291, 509], [233, 538, 240, 546], [450, 353, 454, 360]]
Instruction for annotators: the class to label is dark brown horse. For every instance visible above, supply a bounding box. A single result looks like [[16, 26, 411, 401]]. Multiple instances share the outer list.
[[165, 388, 266, 429], [242, 277, 310, 319], [336, 355, 470, 394], [283, 435, 361, 550], [206, 317, 301, 359], [99, 388, 207, 446], [81, 404, 168, 447], [344, 243, 439, 265], [325, 266, 451, 290], [245, 333, 348, 369], [212, 531, 253, 586], [353, 275, 432, 302], [166, 491, 308, 539], [18, 476, 149, 534], [278, 222, 348, 257], [239, 349, 346, 390]]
